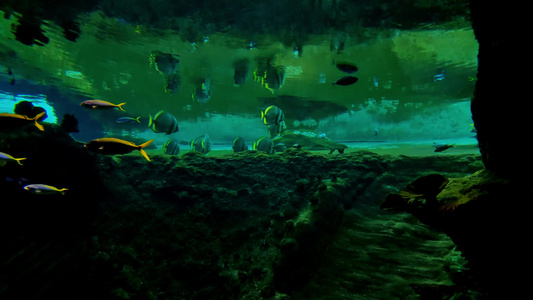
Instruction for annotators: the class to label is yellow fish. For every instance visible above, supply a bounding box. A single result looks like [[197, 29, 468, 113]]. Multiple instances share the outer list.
[[0, 152, 26, 167], [0, 112, 45, 131], [24, 184, 68, 195], [84, 138, 154, 161]]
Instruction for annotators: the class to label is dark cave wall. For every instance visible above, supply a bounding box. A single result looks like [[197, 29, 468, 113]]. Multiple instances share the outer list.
[[470, 1, 530, 178]]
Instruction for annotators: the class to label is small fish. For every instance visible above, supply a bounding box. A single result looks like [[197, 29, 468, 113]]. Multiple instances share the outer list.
[[374, 128, 379, 136], [0, 152, 26, 167], [232, 136, 248, 153], [85, 138, 154, 161], [148, 110, 179, 135], [261, 105, 285, 125], [0, 112, 45, 131], [233, 58, 249, 87], [433, 143, 455, 152], [80, 100, 126, 112], [116, 117, 141, 124], [253, 136, 274, 154], [273, 143, 287, 152], [23, 184, 68, 195], [192, 79, 211, 104], [336, 62, 358, 74], [163, 139, 180, 155], [332, 76, 358, 86], [191, 134, 211, 154], [433, 69, 445, 82]]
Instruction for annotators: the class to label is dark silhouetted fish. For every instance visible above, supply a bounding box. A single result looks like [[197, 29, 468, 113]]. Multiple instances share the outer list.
[[332, 76, 358, 86], [336, 62, 358, 74]]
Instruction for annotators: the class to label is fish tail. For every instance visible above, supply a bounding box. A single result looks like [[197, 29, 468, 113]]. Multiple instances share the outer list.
[[117, 102, 127, 112], [60, 188, 68, 195], [33, 112, 45, 131], [15, 157, 26, 166], [451, 144, 456, 148], [135, 117, 141, 123], [138, 139, 154, 161]]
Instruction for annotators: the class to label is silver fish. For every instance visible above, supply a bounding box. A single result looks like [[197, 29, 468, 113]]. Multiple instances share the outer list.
[[163, 139, 180, 155], [148, 110, 179, 135], [232, 136, 248, 153], [253, 136, 274, 154], [191, 134, 211, 154]]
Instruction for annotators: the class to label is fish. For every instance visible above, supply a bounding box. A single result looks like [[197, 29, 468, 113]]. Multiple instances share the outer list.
[[253, 136, 274, 154], [261, 105, 285, 125], [0, 112, 45, 131], [233, 58, 249, 87], [254, 59, 285, 93], [232, 136, 248, 152], [267, 121, 286, 138], [191, 134, 211, 154], [273, 143, 287, 152], [433, 142, 455, 152], [84, 138, 154, 161], [0, 152, 26, 167], [23, 184, 68, 195], [264, 65, 285, 93], [164, 73, 180, 94], [148, 110, 179, 135], [336, 62, 358, 74], [163, 139, 180, 155], [332, 76, 358, 86], [433, 69, 445, 82], [80, 100, 126, 112], [149, 51, 180, 76], [116, 116, 141, 124], [192, 79, 211, 104]]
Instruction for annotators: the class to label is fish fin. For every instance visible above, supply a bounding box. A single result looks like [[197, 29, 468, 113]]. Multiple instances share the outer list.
[[15, 158, 26, 166], [116, 102, 126, 112], [139, 139, 154, 149], [33, 112, 45, 131], [0, 161, 6, 167], [139, 149, 150, 161], [148, 115, 153, 127]]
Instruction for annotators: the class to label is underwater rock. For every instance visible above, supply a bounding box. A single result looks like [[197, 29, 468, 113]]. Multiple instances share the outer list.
[[274, 130, 347, 151], [382, 169, 530, 297], [59, 114, 79, 133], [14, 100, 48, 121], [381, 173, 449, 211]]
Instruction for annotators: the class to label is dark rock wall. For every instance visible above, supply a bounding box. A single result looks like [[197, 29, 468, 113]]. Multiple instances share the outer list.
[[470, 0, 530, 178]]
